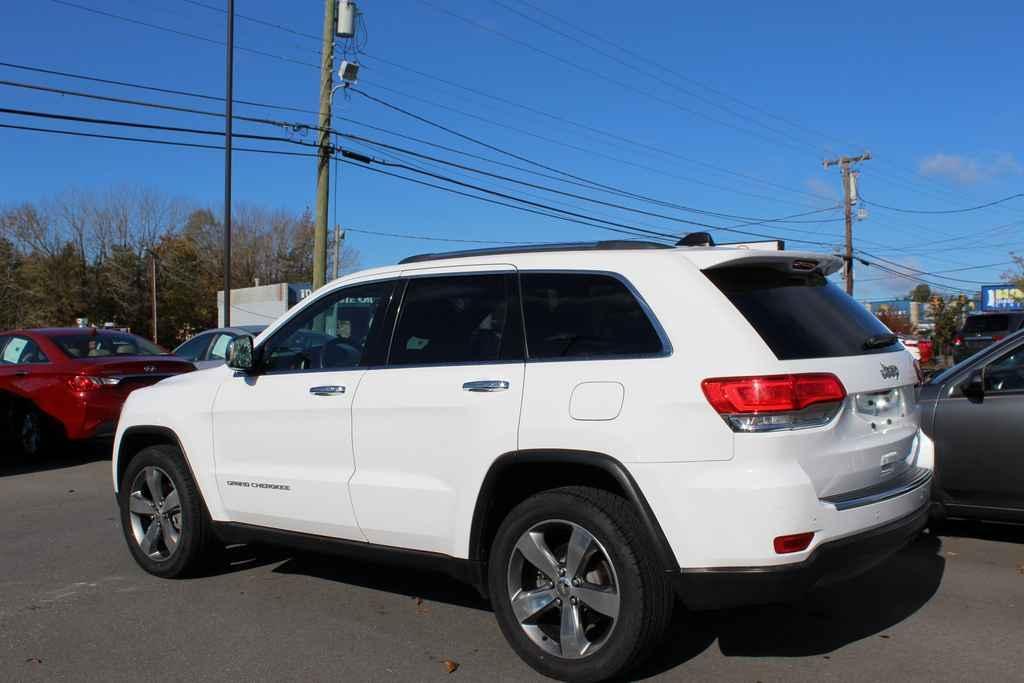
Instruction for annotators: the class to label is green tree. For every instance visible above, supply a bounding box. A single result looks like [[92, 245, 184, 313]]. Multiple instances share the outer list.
[[909, 283, 932, 303], [928, 295, 969, 359]]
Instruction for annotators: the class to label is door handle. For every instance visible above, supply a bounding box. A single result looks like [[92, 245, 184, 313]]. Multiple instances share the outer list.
[[15, 371, 29, 377], [462, 380, 510, 392], [309, 385, 346, 396]]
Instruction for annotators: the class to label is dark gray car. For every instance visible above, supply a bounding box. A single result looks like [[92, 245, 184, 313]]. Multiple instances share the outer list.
[[920, 329, 1024, 524], [172, 326, 267, 369]]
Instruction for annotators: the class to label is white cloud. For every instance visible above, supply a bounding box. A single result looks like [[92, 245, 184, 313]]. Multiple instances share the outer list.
[[805, 177, 840, 201], [918, 152, 1022, 186]]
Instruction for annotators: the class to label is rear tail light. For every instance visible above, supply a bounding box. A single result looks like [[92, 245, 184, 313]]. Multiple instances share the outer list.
[[701, 373, 846, 433], [992, 335, 1004, 342], [774, 532, 815, 554], [953, 336, 963, 347], [67, 375, 120, 392]]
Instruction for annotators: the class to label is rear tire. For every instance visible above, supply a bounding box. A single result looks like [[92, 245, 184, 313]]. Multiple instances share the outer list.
[[488, 486, 673, 682], [16, 404, 60, 458], [118, 445, 217, 578]]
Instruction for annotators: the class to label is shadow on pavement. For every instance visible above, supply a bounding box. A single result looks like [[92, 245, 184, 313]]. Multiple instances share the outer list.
[[934, 518, 1024, 544], [272, 553, 490, 611], [0, 442, 110, 477], [205, 531, 944, 678], [631, 532, 945, 678]]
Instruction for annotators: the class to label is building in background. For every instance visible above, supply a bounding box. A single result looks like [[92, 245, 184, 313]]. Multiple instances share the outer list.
[[217, 282, 312, 327]]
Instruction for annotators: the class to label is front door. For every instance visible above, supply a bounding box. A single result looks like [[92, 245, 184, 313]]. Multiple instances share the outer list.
[[211, 279, 396, 538], [350, 269, 525, 557], [934, 340, 1024, 511]]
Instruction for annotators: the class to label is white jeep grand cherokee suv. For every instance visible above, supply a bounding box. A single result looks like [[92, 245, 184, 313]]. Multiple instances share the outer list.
[[113, 240, 932, 682]]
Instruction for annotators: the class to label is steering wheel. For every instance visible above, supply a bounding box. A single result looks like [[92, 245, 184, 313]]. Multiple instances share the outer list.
[[320, 338, 361, 368]]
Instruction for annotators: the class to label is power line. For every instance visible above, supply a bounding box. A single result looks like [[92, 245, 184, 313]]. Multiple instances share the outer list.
[[0, 106, 319, 149], [861, 192, 1024, 215], [0, 61, 321, 117], [351, 132, 844, 231], [0, 121, 318, 157], [414, 0, 816, 158], [49, 0, 319, 70], [352, 84, 828, 204], [345, 227, 538, 245], [0, 73, 845, 233]]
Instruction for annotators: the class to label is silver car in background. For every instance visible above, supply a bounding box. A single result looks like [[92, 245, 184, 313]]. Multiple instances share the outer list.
[[172, 326, 267, 369]]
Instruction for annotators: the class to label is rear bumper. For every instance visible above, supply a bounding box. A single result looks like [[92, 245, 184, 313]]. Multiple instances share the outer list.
[[675, 500, 929, 610]]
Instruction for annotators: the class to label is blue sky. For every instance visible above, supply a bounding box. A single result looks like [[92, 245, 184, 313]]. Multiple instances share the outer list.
[[2, 0, 1022, 299]]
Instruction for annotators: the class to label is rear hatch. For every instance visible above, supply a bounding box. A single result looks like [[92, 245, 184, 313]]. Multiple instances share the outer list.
[[701, 253, 920, 499], [959, 314, 1018, 355]]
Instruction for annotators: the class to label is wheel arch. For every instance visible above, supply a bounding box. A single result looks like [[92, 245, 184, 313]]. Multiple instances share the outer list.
[[116, 426, 197, 493], [468, 449, 678, 572]]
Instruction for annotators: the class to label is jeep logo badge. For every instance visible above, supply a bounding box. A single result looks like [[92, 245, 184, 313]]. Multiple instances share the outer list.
[[143, 365, 156, 373], [880, 363, 900, 380]]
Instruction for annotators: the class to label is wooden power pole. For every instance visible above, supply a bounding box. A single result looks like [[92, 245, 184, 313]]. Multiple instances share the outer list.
[[313, 0, 337, 291], [823, 152, 871, 295]]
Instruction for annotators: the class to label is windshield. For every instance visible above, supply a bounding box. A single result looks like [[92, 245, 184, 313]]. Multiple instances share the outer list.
[[54, 332, 165, 358], [705, 264, 898, 360]]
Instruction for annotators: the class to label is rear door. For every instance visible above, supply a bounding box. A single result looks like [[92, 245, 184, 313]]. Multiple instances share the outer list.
[[704, 260, 920, 498], [933, 341, 1024, 511], [350, 268, 525, 556]]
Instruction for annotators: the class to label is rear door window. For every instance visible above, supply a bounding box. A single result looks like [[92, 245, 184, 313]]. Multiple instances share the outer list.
[[520, 272, 664, 359], [705, 265, 897, 360], [388, 274, 522, 366], [174, 333, 212, 361], [1, 336, 48, 364]]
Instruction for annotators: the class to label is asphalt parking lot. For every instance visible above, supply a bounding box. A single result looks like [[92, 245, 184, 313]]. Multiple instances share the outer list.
[[2, 453, 1023, 682]]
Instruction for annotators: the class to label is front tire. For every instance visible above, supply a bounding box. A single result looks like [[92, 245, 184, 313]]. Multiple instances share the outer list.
[[488, 486, 673, 682], [118, 445, 215, 578]]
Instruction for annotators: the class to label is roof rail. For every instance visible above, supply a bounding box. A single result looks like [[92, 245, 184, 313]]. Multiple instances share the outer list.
[[398, 240, 673, 265]]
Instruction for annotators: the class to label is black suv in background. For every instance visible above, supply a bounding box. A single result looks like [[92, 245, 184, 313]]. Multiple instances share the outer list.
[[953, 312, 1024, 363]]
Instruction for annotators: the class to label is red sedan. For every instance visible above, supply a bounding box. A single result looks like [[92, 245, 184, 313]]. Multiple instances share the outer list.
[[0, 328, 195, 457]]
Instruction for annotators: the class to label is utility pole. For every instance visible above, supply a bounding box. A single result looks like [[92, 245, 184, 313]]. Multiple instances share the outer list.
[[313, 0, 338, 290], [823, 151, 871, 295], [223, 0, 235, 326], [149, 251, 158, 344], [333, 226, 345, 280]]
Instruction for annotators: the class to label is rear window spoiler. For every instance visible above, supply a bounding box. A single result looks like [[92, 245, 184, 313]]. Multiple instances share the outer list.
[[695, 251, 844, 277]]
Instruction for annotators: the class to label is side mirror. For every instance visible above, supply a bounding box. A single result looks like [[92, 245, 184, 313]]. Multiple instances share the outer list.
[[962, 368, 985, 403], [226, 335, 256, 372]]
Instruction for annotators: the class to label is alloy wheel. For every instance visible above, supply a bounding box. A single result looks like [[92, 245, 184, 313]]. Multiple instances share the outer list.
[[20, 411, 41, 455], [506, 519, 621, 660], [127, 466, 182, 561]]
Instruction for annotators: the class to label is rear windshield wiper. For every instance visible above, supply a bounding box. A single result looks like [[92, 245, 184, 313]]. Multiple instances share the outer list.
[[863, 333, 898, 350]]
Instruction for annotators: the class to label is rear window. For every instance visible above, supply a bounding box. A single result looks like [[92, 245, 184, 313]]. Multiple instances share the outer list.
[[705, 265, 896, 360], [54, 333, 165, 358], [962, 315, 1012, 335]]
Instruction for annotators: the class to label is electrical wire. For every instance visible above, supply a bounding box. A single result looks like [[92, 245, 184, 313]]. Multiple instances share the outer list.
[[49, 0, 320, 70], [861, 192, 1024, 215], [0, 74, 845, 233]]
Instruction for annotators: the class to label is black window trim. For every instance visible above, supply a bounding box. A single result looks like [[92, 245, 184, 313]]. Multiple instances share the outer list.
[[254, 278, 399, 376], [381, 270, 526, 370], [518, 269, 673, 364]]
